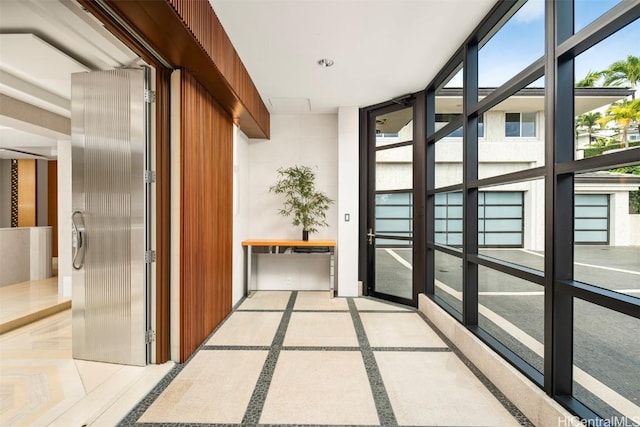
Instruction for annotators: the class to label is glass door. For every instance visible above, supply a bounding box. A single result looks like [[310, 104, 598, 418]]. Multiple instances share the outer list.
[[367, 104, 415, 305]]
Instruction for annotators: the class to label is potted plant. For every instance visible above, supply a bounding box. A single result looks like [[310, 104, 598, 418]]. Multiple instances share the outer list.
[[269, 165, 333, 241]]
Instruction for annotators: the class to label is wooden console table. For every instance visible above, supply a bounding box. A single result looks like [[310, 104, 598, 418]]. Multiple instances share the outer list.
[[241, 239, 337, 298]]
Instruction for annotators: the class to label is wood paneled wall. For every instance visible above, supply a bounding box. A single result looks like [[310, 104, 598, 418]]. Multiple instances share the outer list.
[[179, 70, 233, 362], [94, 0, 269, 139], [167, 0, 270, 136], [17, 159, 36, 227], [155, 69, 171, 363], [47, 161, 58, 257]]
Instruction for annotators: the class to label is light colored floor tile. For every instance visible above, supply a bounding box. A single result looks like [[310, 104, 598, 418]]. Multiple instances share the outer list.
[[0, 310, 72, 360], [206, 311, 282, 346], [0, 310, 165, 427], [260, 351, 379, 425], [75, 360, 124, 393], [238, 291, 291, 310], [376, 351, 519, 426], [0, 359, 85, 427], [355, 298, 410, 311], [283, 312, 358, 347], [91, 362, 174, 427], [293, 291, 349, 310], [0, 277, 65, 322], [139, 351, 267, 424], [49, 362, 174, 427], [0, 277, 71, 334], [361, 312, 447, 348]]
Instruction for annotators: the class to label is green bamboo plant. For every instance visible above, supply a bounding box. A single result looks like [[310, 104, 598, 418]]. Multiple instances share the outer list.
[[269, 165, 333, 239]]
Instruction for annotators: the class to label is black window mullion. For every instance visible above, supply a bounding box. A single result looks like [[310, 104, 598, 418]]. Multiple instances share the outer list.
[[545, 0, 575, 399], [426, 89, 436, 296], [463, 40, 479, 327], [414, 92, 427, 302]]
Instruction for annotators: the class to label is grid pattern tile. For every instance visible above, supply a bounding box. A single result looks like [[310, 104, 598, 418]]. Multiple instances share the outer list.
[[120, 291, 533, 426]]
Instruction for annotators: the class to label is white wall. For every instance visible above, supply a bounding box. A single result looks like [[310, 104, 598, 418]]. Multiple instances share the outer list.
[[338, 107, 360, 296], [247, 114, 338, 291], [232, 126, 250, 306], [249, 114, 338, 239], [630, 212, 640, 245]]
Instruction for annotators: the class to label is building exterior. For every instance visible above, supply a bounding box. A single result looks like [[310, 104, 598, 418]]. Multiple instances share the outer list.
[[375, 87, 640, 251]]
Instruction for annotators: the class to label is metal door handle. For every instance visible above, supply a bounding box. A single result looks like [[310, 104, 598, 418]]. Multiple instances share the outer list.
[[368, 228, 375, 245], [72, 210, 86, 270]]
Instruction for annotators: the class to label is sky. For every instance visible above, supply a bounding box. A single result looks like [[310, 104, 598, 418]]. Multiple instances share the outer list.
[[443, 0, 638, 88]]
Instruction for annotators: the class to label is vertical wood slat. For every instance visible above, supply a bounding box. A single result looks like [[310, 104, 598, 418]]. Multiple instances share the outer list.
[[155, 68, 171, 363], [47, 161, 58, 257], [179, 70, 233, 362], [167, 0, 269, 134], [17, 159, 37, 227]]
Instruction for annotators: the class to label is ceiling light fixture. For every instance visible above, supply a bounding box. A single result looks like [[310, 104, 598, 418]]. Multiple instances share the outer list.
[[317, 58, 334, 67]]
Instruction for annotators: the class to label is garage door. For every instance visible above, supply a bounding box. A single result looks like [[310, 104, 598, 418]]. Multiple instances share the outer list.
[[575, 194, 609, 244], [435, 191, 524, 247]]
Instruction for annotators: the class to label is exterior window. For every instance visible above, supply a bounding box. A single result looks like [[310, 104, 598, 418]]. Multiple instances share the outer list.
[[440, 114, 484, 138], [505, 112, 536, 137]]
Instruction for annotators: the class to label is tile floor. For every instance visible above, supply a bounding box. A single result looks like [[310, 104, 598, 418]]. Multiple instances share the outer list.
[[0, 277, 70, 334], [124, 291, 533, 426], [0, 309, 173, 427]]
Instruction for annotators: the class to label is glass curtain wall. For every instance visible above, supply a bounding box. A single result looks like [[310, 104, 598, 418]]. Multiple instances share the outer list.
[[362, 0, 639, 423], [427, 0, 640, 422]]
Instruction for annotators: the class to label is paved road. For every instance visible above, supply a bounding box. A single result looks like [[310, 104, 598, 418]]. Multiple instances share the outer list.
[[374, 246, 640, 421]]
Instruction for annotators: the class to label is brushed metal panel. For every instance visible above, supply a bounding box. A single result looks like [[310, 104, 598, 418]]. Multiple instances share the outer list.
[[71, 69, 147, 366]]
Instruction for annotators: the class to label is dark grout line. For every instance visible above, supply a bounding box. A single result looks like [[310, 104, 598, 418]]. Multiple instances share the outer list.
[[281, 346, 361, 351], [357, 310, 415, 313], [415, 311, 534, 426], [347, 298, 398, 427], [118, 363, 183, 426], [120, 291, 247, 426], [121, 292, 530, 427], [202, 345, 272, 351], [201, 345, 453, 353], [240, 291, 298, 426], [370, 347, 451, 352]]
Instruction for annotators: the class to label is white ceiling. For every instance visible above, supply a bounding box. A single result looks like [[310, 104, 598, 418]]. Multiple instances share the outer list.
[[0, 0, 140, 158], [210, 0, 499, 114]]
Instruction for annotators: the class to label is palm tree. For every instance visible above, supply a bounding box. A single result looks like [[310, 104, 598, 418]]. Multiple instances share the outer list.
[[602, 55, 640, 90], [576, 111, 602, 142], [576, 70, 603, 87], [597, 99, 640, 149]]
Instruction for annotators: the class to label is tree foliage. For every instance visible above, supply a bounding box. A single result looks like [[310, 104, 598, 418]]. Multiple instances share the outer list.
[[602, 55, 640, 89], [576, 55, 640, 89], [575, 111, 602, 139], [269, 165, 334, 234], [597, 99, 640, 148], [575, 70, 604, 87]]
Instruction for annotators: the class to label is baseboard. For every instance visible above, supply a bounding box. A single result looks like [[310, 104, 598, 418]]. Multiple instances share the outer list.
[[418, 293, 580, 427]]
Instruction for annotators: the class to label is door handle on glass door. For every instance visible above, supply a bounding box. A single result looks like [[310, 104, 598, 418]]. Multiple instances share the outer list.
[[368, 228, 375, 245], [72, 210, 86, 270]]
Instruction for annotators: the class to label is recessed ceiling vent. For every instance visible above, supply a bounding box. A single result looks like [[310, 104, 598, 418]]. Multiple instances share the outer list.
[[268, 97, 311, 113]]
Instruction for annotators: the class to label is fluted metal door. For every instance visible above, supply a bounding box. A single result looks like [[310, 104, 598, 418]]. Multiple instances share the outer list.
[[71, 68, 150, 366]]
